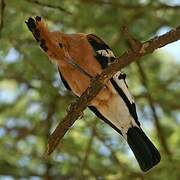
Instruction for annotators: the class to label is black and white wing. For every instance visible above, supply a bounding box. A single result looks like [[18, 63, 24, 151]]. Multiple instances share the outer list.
[[87, 33, 140, 127], [111, 72, 140, 126], [87, 34, 161, 172], [87, 34, 115, 69]]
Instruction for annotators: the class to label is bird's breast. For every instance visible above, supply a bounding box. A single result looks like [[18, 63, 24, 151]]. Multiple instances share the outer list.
[[59, 64, 114, 107]]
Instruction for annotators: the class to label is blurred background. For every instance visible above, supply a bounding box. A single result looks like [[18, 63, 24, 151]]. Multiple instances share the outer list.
[[0, 0, 180, 179]]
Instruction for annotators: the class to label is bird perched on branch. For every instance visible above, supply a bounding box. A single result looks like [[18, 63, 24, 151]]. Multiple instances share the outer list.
[[26, 16, 160, 171]]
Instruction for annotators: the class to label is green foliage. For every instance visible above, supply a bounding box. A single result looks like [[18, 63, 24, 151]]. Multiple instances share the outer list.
[[0, 0, 180, 179]]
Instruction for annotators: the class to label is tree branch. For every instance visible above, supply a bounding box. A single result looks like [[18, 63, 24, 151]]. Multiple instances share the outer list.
[[80, 123, 96, 174], [122, 26, 172, 156], [136, 61, 172, 156], [43, 99, 57, 180], [46, 26, 180, 156], [93, 129, 128, 170], [0, 0, 5, 38], [25, 0, 72, 15], [82, 0, 180, 11]]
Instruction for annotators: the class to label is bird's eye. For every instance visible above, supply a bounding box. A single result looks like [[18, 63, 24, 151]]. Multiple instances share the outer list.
[[59, 43, 63, 48], [40, 39, 48, 52], [110, 57, 115, 62]]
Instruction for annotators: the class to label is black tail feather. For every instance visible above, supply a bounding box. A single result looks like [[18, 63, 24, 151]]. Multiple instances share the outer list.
[[127, 127, 161, 172]]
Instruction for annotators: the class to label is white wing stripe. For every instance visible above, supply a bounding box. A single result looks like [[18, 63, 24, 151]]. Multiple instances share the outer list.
[[97, 49, 115, 58], [113, 71, 134, 104]]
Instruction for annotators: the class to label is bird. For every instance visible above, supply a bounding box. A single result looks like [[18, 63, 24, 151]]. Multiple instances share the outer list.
[[25, 16, 161, 172]]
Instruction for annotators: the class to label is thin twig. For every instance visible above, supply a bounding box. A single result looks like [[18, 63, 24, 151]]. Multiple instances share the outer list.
[[66, 58, 93, 79], [94, 129, 144, 178], [0, 0, 5, 37], [83, 0, 180, 11], [136, 61, 171, 157], [94, 129, 127, 169], [122, 26, 142, 51], [43, 99, 57, 180], [76, 155, 99, 179], [26, 0, 72, 15], [81, 123, 96, 174], [45, 26, 180, 156], [62, 46, 93, 79]]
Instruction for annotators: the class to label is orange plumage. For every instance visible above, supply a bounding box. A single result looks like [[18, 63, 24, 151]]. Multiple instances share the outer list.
[[26, 16, 160, 172], [26, 16, 113, 106]]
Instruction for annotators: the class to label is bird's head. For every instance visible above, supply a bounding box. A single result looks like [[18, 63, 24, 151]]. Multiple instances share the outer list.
[[25, 16, 67, 63]]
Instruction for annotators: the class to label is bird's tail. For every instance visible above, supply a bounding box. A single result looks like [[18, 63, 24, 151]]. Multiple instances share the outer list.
[[127, 127, 161, 172]]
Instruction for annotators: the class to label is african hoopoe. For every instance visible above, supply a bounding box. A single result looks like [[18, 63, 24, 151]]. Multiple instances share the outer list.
[[26, 16, 160, 171]]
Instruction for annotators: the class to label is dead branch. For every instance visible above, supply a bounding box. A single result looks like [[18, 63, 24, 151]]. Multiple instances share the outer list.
[[46, 26, 180, 156]]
